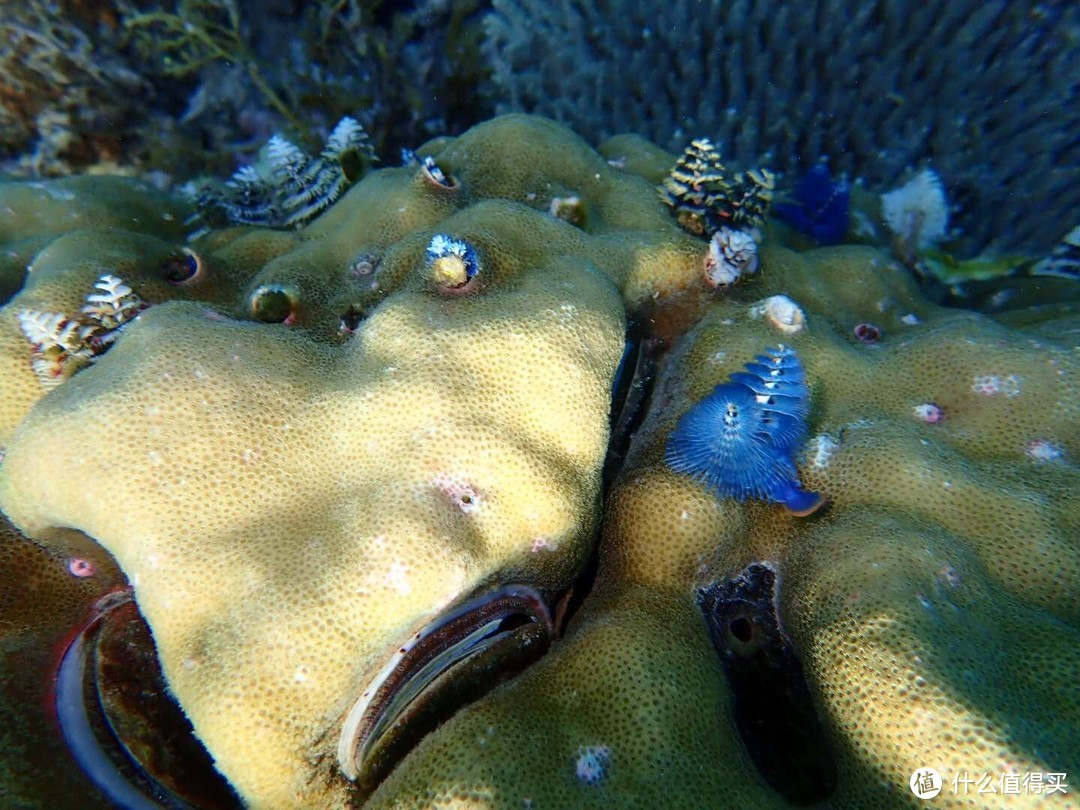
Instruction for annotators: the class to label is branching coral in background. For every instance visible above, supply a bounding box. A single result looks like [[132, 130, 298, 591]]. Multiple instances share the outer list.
[[112, 0, 493, 173], [123, 0, 299, 129], [0, 1, 149, 173], [484, 0, 1080, 256]]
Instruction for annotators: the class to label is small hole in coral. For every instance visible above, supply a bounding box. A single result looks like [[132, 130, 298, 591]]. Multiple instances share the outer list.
[[339, 306, 366, 335], [250, 286, 297, 324], [162, 248, 204, 284], [853, 322, 882, 343], [729, 616, 754, 644]]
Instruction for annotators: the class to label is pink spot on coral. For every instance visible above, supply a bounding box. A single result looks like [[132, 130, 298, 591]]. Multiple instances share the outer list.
[[67, 558, 95, 578], [913, 402, 943, 424], [853, 323, 882, 343], [530, 536, 559, 553], [431, 473, 482, 514]]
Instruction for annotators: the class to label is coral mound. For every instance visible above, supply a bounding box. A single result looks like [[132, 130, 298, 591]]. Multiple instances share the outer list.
[[356, 244, 1078, 809], [0, 115, 1078, 809]]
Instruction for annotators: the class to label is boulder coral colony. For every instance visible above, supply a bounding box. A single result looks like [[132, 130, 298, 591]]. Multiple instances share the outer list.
[[0, 115, 1076, 809]]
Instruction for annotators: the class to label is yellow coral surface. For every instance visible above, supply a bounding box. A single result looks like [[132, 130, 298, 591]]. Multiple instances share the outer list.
[[353, 245, 1078, 810], [0, 115, 1077, 809]]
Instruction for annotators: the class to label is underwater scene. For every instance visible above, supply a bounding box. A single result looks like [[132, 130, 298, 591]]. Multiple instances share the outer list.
[[0, 1, 1077, 807]]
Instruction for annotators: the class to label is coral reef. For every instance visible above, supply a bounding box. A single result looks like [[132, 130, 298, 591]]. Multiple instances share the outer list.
[[0, 114, 1078, 809], [0, 114, 706, 807], [361, 243, 1079, 810], [484, 0, 1080, 255]]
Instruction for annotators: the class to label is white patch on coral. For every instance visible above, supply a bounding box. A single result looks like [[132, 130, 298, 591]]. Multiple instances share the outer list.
[[881, 168, 949, 249], [748, 295, 806, 334], [385, 559, 412, 595], [971, 375, 1002, 396], [1026, 439, 1064, 463], [293, 665, 310, 683], [574, 745, 611, 786], [901, 313, 922, 325], [807, 433, 840, 470], [971, 374, 1022, 397]]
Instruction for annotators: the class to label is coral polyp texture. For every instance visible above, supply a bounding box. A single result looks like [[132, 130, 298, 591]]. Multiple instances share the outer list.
[[1, 114, 1078, 809]]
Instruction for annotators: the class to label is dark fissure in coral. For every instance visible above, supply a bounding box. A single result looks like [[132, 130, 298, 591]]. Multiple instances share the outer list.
[[58, 599, 240, 809], [603, 319, 661, 494], [698, 563, 836, 806]]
